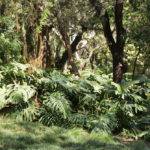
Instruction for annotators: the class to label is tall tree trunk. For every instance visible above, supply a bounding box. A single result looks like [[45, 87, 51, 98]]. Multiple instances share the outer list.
[[90, 0, 126, 83], [113, 0, 125, 83], [103, 0, 125, 83]]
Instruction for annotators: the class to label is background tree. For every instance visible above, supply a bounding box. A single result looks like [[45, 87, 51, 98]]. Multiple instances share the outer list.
[[0, 0, 150, 80]]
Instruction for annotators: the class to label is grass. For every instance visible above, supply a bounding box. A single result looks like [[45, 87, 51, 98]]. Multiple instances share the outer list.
[[0, 117, 149, 150]]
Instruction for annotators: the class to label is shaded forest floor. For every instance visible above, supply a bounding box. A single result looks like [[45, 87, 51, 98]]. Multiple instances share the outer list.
[[0, 118, 149, 150]]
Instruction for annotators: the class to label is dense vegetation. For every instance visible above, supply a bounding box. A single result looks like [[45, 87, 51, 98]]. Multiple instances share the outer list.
[[0, 0, 150, 149]]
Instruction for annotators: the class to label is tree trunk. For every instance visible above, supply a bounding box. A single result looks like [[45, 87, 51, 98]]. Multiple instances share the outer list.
[[112, 51, 123, 83], [63, 34, 80, 77], [57, 10, 80, 77], [102, 10, 124, 83], [113, 0, 125, 83], [41, 26, 52, 69], [90, 0, 126, 83], [56, 32, 83, 70]]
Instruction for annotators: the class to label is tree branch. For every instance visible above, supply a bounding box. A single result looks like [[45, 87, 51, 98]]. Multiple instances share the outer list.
[[102, 12, 116, 53], [57, 32, 83, 69], [89, 0, 116, 53]]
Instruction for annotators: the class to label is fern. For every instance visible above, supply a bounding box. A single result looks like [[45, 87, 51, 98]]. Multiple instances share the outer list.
[[42, 92, 72, 119], [68, 113, 88, 126], [0, 84, 36, 110], [87, 113, 118, 134], [0, 63, 150, 139], [39, 111, 67, 126], [16, 103, 43, 122]]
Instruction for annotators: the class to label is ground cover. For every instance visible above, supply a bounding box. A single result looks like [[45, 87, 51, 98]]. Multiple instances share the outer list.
[[0, 118, 149, 150]]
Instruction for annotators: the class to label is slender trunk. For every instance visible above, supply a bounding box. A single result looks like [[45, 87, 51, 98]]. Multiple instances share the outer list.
[[55, 42, 62, 67], [34, 0, 41, 58], [11, 0, 20, 32], [102, 11, 124, 83]]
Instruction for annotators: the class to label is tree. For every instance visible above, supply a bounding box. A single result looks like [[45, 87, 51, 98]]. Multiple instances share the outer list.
[[90, 0, 126, 83], [45, 0, 90, 76]]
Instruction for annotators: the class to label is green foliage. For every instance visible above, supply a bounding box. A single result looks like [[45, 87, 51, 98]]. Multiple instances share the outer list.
[[43, 91, 72, 119], [2, 117, 149, 150], [0, 84, 36, 109], [0, 34, 21, 63], [1, 1, 150, 147], [87, 113, 118, 134], [0, 62, 150, 142]]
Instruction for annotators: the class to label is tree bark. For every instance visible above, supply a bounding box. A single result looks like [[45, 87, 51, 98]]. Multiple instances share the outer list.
[[112, 51, 124, 83], [63, 33, 80, 77], [113, 0, 125, 83], [41, 26, 52, 69], [90, 0, 126, 83]]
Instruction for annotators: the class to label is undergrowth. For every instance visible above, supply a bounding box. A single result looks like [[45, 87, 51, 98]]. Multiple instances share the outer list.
[[0, 62, 150, 141]]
